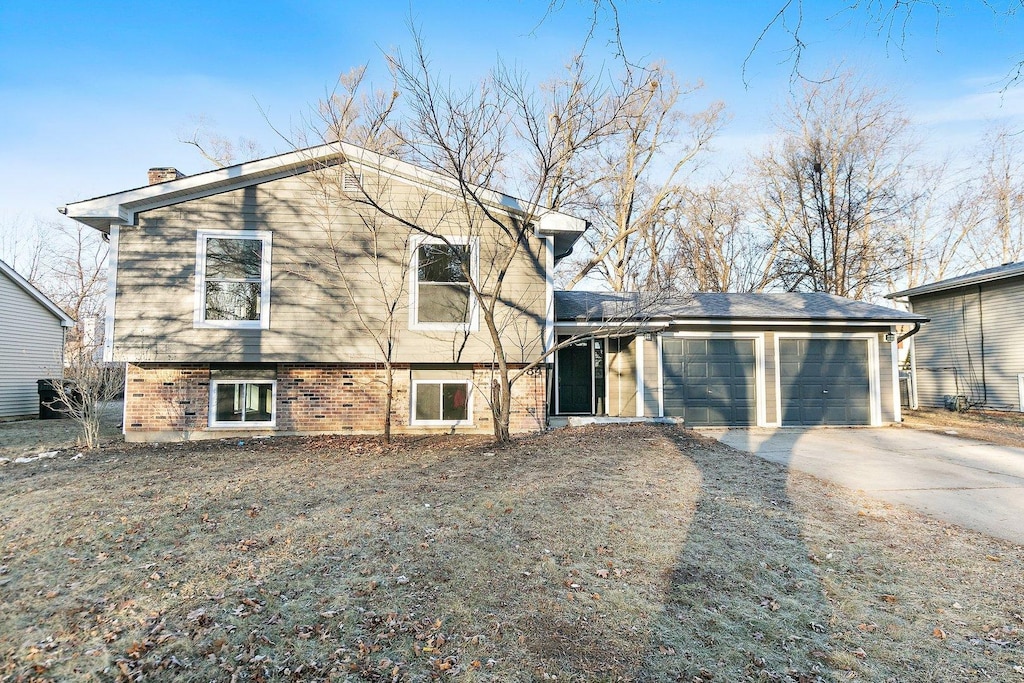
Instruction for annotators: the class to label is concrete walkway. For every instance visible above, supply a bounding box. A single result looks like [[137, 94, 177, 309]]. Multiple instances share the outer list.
[[701, 426, 1024, 546]]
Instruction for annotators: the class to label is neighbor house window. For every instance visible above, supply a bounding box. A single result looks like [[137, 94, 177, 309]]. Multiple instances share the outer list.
[[412, 380, 471, 424], [195, 230, 272, 328], [410, 237, 478, 330], [210, 379, 276, 427]]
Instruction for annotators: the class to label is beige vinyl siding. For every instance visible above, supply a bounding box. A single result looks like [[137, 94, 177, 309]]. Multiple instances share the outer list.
[[606, 336, 637, 417], [112, 172, 547, 365], [642, 336, 659, 416], [878, 332, 895, 420], [763, 332, 778, 424], [912, 278, 1024, 410], [0, 272, 65, 418]]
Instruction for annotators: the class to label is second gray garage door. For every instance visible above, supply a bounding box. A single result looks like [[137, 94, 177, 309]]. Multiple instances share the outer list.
[[663, 337, 757, 426], [779, 338, 871, 425]]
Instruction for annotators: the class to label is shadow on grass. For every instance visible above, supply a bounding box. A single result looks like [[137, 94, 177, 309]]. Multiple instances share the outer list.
[[0, 426, 837, 681], [638, 426, 833, 681]]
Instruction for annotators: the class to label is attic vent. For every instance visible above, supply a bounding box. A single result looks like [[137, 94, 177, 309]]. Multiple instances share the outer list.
[[342, 172, 362, 193]]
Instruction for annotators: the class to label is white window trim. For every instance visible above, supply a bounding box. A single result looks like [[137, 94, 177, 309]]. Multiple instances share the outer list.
[[661, 331, 768, 427], [410, 379, 474, 426], [194, 229, 272, 329], [773, 332, 881, 427], [408, 235, 479, 332], [209, 378, 277, 429]]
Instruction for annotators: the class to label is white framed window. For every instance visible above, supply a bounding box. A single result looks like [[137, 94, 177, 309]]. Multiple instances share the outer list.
[[409, 236, 479, 331], [411, 380, 472, 425], [209, 379, 277, 428], [195, 229, 272, 329]]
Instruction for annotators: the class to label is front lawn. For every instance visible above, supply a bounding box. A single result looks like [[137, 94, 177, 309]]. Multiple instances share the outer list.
[[1, 425, 1021, 681]]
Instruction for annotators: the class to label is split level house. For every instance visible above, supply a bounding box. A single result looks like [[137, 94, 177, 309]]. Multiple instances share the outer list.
[[888, 261, 1024, 412], [61, 143, 926, 442]]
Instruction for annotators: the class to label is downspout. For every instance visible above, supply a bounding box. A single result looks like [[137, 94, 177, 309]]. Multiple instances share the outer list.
[[897, 322, 921, 343], [978, 284, 988, 405]]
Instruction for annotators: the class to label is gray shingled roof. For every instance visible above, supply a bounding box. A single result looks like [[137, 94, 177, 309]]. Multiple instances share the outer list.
[[887, 261, 1024, 299], [555, 290, 926, 323]]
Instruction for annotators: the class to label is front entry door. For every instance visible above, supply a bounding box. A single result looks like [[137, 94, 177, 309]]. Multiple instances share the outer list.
[[557, 338, 593, 413]]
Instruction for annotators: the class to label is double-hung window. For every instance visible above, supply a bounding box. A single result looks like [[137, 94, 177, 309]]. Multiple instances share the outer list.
[[412, 380, 471, 425], [410, 236, 478, 330], [195, 230, 272, 328]]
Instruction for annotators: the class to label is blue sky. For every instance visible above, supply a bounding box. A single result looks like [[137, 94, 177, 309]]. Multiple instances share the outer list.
[[1, 0, 1022, 235]]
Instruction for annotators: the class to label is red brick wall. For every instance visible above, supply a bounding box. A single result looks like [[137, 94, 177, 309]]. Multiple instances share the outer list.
[[123, 362, 547, 440], [124, 363, 210, 436]]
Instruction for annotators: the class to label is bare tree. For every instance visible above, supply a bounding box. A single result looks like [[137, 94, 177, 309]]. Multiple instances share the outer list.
[[0, 217, 48, 285], [331, 32, 660, 441], [755, 71, 916, 298], [967, 124, 1024, 266], [48, 342, 121, 449], [179, 115, 264, 169], [667, 179, 780, 292], [561, 62, 726, 292], [748, 1, 1024, 89]]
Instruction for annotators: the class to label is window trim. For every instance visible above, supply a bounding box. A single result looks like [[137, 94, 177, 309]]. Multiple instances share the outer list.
[[408, 235, 479, 331], [194, 229, 272, 329], [410, 379, 473, 426], [209, 378, 278, 429]]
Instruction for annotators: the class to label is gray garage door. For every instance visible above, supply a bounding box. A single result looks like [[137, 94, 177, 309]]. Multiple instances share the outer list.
[[779, 338, 871, 425], [663, 337, 756, 426]]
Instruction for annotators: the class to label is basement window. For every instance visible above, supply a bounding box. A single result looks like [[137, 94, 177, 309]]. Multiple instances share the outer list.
[[210, 379, 276, 428], [412, 380, 471, 425]]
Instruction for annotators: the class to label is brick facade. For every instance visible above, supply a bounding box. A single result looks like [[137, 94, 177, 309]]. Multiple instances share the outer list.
[[123, 362, 547, 441]]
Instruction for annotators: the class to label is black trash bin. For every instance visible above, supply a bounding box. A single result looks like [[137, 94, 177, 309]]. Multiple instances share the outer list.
[[38, 379, 70, 419]]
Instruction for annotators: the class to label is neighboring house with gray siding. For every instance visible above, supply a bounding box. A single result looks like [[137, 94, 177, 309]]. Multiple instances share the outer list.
[[888, 262, 1024, 411], [0, 259, 75, 419]]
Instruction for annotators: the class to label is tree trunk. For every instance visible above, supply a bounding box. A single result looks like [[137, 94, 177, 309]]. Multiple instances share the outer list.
[[383, 361, 393, 443], [491, 377, 511, 443]]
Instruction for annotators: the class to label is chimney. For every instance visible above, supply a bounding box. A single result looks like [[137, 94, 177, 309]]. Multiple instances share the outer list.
[[148, 167, 185, 185]]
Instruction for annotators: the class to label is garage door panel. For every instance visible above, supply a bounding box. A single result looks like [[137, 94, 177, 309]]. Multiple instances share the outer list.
[[780, 338, 871, 426], [663, 337, 757, 426]]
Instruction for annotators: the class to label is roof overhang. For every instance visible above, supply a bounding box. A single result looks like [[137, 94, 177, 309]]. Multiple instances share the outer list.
[[0, 259, 76, 327], [887, 262, 1024, 299], [59, 141, 589, 240]]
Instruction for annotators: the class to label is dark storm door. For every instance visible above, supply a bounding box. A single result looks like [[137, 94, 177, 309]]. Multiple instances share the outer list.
[[557, 338, 593, 414], [779, 338, 871, 425], [662, 337, 757, 426]]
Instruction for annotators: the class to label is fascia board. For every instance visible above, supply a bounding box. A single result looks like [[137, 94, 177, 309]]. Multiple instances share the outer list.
[[61, 139, 586, 234]]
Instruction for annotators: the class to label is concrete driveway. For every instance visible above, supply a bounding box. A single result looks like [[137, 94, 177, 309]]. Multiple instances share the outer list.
[[702, 426, 1024, 545]]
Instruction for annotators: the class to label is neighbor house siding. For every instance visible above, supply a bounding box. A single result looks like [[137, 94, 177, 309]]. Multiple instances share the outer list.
[[112, 172, 547, 366], [0, 271, 65, 418], [911, 278, 1024, 410], [763, 332, 778, 425]]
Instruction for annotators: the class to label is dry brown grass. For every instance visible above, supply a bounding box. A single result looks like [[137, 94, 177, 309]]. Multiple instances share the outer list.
[[902, 407, 1024, 448], [0, 403, 122, 460], [0, 425, 1021, 682]]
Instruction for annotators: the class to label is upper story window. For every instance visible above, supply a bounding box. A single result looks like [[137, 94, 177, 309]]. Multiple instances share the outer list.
[[195, 230, 272, 329], [410, 236, 479, 331]]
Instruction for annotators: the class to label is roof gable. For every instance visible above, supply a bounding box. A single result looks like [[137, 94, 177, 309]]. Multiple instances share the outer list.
[[0, 259, 75, 327], [59, 142, 587, 252]]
